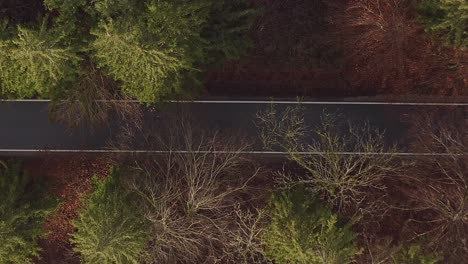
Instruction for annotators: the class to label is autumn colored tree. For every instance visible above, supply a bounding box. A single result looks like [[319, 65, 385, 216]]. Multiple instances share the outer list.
[[330, 0, 466, 95]]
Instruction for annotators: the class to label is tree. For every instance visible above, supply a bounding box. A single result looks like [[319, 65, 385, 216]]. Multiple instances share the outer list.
[[0, 18, 79, 98], [418, 0, 468, 48], [401, 109, 467, 263], [223, 205, 268, 264], [91, 0, 256, 102], [256, 105, 399, 216], [201, 0, 257, 64], [91, 22, 195, 102], [71, 170, 150, 264], [393, 244, 442, 264], [48, 63, 143, 130], [1, 0, 256, 103], [118, 117, 262, 263], [0, 162, 57, 264], [330, 0, 466, 95], [262, 186, 361, 264]]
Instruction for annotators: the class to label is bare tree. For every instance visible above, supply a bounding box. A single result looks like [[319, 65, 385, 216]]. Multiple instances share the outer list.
[[121, 117, 265, 263], [222, 205, 267, 264], [401, 110, 467, 262], [256, 104, 400, 217], [49, 64, 142, 131], [329, 0, 466, 95]]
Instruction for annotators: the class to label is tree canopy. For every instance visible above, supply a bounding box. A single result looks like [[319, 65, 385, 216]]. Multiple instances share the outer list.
[[0, 162, 57, 264], [0, 0, 256, 102], [418, 0, 468, 48]]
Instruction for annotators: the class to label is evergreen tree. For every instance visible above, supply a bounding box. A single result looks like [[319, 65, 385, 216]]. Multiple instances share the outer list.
[[202, 0, 257, 64], [1, 0, 256, 102], [0, 18, 80, 98], [0, 162, 57, 264], [262, 186, 361, 264], [71, 170, 149, 264], [418, 0, 468, 48], [393, 244, 442, 264]]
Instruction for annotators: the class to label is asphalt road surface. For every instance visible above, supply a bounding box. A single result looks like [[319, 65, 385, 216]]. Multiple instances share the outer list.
[[0, 100, 466, 155]]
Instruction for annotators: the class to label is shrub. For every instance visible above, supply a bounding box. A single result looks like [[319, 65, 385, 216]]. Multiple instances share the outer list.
[[71, 170, 149, 264], [0, 162, 57, 264], [418, 0, 468, 47], [262, 187, 361, 264]]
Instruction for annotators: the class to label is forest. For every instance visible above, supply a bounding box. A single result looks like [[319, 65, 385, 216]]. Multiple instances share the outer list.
[[0, 0, 467, 263]]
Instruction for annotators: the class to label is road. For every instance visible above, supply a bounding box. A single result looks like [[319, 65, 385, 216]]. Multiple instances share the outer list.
[[0, 100, 466, 155]]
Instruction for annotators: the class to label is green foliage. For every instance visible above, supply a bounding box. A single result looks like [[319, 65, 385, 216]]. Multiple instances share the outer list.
[[43, 0, 95, 44], [0, 0, 255, 101], [364, 238, 442, 264], [92, 0, 145, 19], [82, 0, 254, 102], [2, 0, 256, 102], [393, 244, 442, 264], [0, 162, 57, 264], [202, 0, 257, 64], [91, 0, 215, 102], [91, 19, 198, 102], [262, 187, 361, 264], [71, 170, 149, 264], [0, 18, 79, 98], [418, 0, 468, 47]]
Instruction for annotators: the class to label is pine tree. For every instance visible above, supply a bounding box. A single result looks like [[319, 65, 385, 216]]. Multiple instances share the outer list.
[[71, 170, 149, 264], [262, 186, 361, 264], [418, 0, 468, 48], [0, 162, 57, 264], [91, 0, 210, 102], [0, 18, 79, 98], [202, 0, 257, 64], [91, 21, 196, 102], [1, 0, 256, 102]]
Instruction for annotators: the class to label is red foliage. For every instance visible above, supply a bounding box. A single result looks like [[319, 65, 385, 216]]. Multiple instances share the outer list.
[[330, 0, 467, 95]]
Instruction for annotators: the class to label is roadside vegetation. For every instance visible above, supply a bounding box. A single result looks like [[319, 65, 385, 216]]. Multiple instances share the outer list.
[[0, 161, 57, 264], [0, 0, 255, 102], [1, 106, 465, 263]]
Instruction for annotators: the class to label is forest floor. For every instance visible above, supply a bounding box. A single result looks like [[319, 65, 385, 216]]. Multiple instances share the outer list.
[[24, 156, 111, 264], [205, 0, 467, 97]]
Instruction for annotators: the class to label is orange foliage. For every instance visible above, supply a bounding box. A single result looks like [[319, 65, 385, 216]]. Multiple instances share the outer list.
[[331, 0, 467, 95], [24, 156, 111, 263]]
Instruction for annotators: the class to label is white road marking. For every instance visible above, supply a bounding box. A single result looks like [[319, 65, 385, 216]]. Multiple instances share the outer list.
[[0, 99, 467, 106], [0, 149, 466, 156]]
